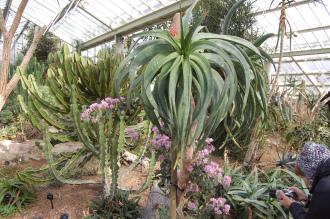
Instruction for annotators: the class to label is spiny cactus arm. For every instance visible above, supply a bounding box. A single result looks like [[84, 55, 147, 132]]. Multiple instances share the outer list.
[[20, 94, 74, 141], [71, 92, 99, 157], [130, 150, 156, 194], [98, 110, 107, 184], [117, 112, 126, 153], [86, 63, 100, 97], [19, 69, 68, 114], [109, 116, 123, 199], [18, 95, 42, 130], [74, 84, 91, 105], [43, 127, 100, 185], [73, 57, 90, 92], [128, 121, 152, 172], [30, 97, 73, 130], [63, 55, 75, 85], [58, 149, 88, 177], [18, 150, 92, 185], [17, 170, 54, 185], [99, 59, 107, 98], [16, 156, 67, 185], [47, 68, 70, 110]]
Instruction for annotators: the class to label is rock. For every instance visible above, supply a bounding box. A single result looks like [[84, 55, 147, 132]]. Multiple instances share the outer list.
[[121, 150, 138, 165], [52, 142, 84, 155], [142, 182, 169, 219], [0, 139, 42, 162], [141, 157, 150, 173], [81, 156, 100, 176], [48, 126, 59, 133]]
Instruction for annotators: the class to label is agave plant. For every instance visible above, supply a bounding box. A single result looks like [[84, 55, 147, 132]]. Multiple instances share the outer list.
[[115, 0, 270, 217]]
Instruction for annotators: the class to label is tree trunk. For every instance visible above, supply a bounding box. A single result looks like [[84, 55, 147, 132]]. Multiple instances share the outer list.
[[0, 26, 46, 112], [177, 146, 193, 200], [243, 117, 261, 168], [170, 150, 178, 219]]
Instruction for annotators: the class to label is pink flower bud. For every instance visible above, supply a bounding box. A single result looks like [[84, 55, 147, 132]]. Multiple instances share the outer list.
[[169, 13, 181, 39]]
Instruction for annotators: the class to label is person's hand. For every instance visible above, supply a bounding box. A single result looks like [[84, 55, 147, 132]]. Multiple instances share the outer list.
[[289, 186, 308, 201], [277, 190, 294, 209]]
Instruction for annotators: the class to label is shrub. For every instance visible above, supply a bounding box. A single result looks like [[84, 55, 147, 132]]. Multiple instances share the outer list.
[[0, 110, 14, 125]]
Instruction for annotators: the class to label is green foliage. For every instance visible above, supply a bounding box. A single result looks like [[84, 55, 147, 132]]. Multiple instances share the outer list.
[[275, 152, 296, 170], [0, 110, 14, 125], [225, 166, 306, 219], [0, 124, 18, 140], [0, 178, 35, 211], [85, 192, 142, 219], [285, 109, 330, 149], [116, 1, 268, 156], [194, 0, 258, 40], [22, 25, 60, 63], [0, 204, 17, 217]]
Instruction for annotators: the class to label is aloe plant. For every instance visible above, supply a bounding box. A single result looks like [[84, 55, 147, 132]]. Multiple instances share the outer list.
[[115, 1, 270, 217], [225, 167, 306, 219]]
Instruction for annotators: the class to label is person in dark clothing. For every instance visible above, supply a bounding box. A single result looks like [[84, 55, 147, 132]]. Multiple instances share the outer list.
[[277, 142, 330, 219]]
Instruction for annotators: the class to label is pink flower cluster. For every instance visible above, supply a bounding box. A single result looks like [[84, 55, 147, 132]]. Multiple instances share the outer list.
[[204, 161, 222, 178], [209, 197, 230, 215], [151, 125, 171, 150], [187, 201, 198, 210], [126, 127, 138, 141], [187, 183, 200, 193], [191, 138, 223, 180], [80, 97, 122, 123], [195, 139, 215, 166], [222, 175, 231, 190]]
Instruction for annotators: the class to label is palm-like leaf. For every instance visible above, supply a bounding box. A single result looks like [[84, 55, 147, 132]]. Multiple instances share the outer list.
[[115, 2, 267, 154]]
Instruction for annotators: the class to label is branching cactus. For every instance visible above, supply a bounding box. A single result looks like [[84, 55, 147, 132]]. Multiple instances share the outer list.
[[18, 44, 124, 141], [70, 90, 155, 199]]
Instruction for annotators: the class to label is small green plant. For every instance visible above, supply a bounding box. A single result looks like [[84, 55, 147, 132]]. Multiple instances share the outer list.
[[0, 204, 17, 217], [0, 178, 35, 215], [0, 125, 18, 140], [0, 110, 14, 125], [86, 192, 142, 219]]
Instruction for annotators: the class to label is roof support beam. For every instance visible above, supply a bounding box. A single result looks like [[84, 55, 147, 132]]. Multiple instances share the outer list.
[[253, 0, 313, 16], [278, 84, 330, 87], [271, 72, 330, 76], [78, 6, 112, 30], [81, 0, 194, 50], [273, 57, 330, 63], [271, 48, 330, 58], [12, 20, 30, 48], [269, 25, 330, 37]]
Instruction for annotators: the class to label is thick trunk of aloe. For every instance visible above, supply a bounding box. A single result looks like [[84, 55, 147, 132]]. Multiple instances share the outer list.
[[243, 117, 261, 167], [178, 146, 194, 202], [170, 150, 178, 219]]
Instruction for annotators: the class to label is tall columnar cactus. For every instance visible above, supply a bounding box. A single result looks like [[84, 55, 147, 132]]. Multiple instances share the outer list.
[[70, 90, 155, 199]]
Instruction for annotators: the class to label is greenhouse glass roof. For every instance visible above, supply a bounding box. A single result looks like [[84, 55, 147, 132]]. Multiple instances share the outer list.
[[0, 0, 329, 91], [0, 0, 183, 44], [253, 0, 330, 92]]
